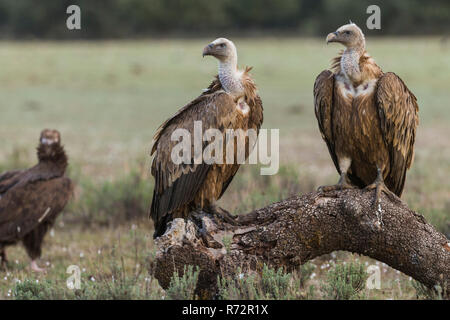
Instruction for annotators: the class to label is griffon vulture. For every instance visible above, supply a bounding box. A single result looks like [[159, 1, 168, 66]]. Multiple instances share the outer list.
[[0, 129, 73, 272], [150, 38, 263, 238], [314, 23, 419, 214]]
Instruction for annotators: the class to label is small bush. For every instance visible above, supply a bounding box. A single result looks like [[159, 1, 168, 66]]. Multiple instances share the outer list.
[[12, 243, 164, 300], [413, 281, 447, 300], [321, 261, 368, 300], [299, 262, 315, 288], [67, 167, 153, 227], [166, 265, 200, 300], [13, 280, 62, 300], [217, 264, 315, 300]]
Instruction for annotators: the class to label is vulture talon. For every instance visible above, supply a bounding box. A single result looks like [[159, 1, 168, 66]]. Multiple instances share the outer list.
[[208, 205, 238, 226], [199, 230, 223, 249], [30, 260, 46, 273], [318, 173, 356, 193], [364, 168, 402, 207], [364, 168, 402, 227]]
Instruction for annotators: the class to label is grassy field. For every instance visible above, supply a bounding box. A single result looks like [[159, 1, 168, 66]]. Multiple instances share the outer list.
[[0, 38, 449, 299]]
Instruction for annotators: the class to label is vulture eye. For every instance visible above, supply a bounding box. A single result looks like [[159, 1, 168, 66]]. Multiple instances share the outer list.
[[344, 31, 351, 35], [218, 43, 226, 48]]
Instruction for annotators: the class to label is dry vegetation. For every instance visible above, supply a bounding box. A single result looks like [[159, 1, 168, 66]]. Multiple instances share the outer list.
[[0, 38, 448, 299]]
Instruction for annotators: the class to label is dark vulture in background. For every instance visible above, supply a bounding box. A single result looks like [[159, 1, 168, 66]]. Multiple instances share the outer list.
[[314, 23, 419, 214], [150, 38, 263, 238], [0, 129, 73, 272]]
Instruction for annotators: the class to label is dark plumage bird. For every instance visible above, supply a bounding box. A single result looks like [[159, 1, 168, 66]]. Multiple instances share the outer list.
[[0, 129, 73, 272], [314, 23, 419, 213], [150, 38, 263, 238]]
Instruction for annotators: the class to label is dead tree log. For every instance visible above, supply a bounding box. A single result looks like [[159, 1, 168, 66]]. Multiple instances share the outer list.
[[154, 189, 450, 297]]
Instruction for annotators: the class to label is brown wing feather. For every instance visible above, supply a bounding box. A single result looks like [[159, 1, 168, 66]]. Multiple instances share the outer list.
[[314, 70, 340, 174], [150, 90, 239, 237], [151, 77, 222, 155], [242, 67, 264, 132], [0, 170, 23, 194], [0, 162, 64, 195], [376, 72, 419, 196], [0, 177, 73, 242]]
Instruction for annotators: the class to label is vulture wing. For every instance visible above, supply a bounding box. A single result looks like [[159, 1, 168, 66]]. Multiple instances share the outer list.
[[150, 89, 239, 236], [376, 72, 419, 196], [0, 170, 24, 195], [313, 70, 340, 174], [0, 177, 73, 242], [0, 165, 62, 195]]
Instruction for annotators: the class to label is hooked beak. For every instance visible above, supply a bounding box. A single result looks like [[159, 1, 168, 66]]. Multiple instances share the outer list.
[[326, 32, 338, 44], [202, 43, 214, 57]]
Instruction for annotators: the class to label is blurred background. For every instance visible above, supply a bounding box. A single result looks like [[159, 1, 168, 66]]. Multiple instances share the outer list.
[[0, 0, 448, 299], [0, 0, 448, 38]]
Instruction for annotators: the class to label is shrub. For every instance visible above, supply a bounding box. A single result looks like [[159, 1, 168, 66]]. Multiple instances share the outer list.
[[413, 281, 447, 300], [321, 261, 368, 300], [217, 264, 315, 300], [166, 265, 200, 300], [13, 280, 62, 300], [67, 167, 153, 227]]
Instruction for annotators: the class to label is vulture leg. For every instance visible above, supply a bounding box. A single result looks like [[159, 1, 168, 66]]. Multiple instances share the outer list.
[[364, 167, 402, 226], [207, 204, 238, 225], [199, 229, 223, 249], [318, 172, 356, 193], [22, 223, 52, 273], [0, 249, 8, 270]]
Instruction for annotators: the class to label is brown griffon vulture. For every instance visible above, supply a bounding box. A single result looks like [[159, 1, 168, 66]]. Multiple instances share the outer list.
[[150, 38, 263, 238], [0, 129, 73, 272], [314, 23, 419, 217]]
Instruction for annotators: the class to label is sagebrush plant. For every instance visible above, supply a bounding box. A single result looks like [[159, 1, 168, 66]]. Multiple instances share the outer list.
[[222, 235, 232, 253], [67, 164, 153, 227], [217, 264, 316, 300], [166, 265, 200, 300], [321, 261, 368, 300], [413, 280, 447, 300], [11, 240, 164, 300], [13, 279, 64, 300]]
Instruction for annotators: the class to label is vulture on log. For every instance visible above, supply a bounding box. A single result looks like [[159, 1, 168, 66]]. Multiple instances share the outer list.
[[150, 38, 263, 238], [314, 23, 419, 221], [0, 129, 73, 272]]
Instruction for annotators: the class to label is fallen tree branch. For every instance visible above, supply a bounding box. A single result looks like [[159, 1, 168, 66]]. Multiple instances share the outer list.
[[153, 189, 450, 298]]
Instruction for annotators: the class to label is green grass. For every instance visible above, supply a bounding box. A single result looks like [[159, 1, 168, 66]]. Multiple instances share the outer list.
[[0, 38, 449, 299]]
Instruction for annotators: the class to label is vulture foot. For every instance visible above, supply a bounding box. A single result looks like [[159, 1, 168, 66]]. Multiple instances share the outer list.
[[318, 173, 357, 193], [30, 260, 46, 273], [364, 168, 402, 228], [208, 205, 238, 226], [199, 229, 223, 249]]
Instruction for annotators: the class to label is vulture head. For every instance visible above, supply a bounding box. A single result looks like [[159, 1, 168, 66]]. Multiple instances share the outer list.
[[202, 38, 237, 63], [40, 129, 61, 146], [326, 23, 365, 50], [38, 129, 64, 161]]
